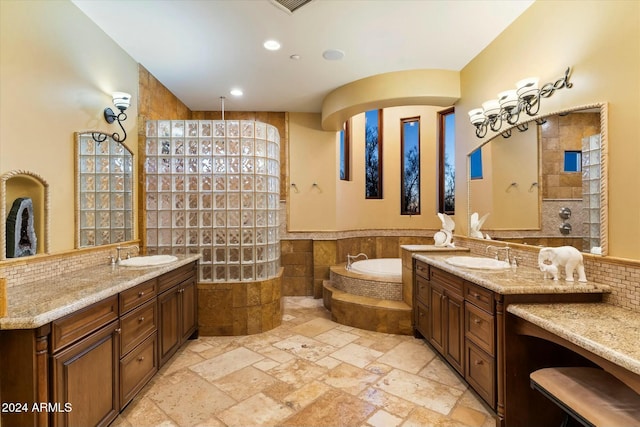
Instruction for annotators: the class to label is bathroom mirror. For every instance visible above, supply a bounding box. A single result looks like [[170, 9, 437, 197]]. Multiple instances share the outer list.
[[75, 132, 133, 248], [467, 103, 608, 256]]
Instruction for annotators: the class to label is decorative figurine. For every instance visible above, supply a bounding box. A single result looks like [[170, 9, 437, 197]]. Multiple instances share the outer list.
[[470, 212, 490, 239], [538, 246, 587, 282], [433, 213, 455, 248]]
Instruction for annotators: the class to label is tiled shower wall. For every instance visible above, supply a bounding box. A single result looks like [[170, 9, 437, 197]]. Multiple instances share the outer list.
[[144, 120, 280, 283]]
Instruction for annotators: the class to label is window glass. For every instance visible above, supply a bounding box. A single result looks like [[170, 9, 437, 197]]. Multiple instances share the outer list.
[[365, 109, 383, 198], [439, 108, 455, 213], [401, 117, 420, 215], [470, 148, 483, 180]]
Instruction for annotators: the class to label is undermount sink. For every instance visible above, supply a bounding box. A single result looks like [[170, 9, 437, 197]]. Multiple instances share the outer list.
[[445, 256, 510, 270], [118, 255, 178, 267]]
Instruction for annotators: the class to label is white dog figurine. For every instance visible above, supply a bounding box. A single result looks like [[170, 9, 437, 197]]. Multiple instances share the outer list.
[[538, 246, 587, 282]]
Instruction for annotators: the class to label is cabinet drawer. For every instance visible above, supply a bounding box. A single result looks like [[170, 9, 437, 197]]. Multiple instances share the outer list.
[[120, 333, 158, 407], [464, 282, 494, 313], [415, 275, 429, 304], [430, 268, 463, 297], [465, 303, 495, 356], [120, 300, 157, 357], [415, 261, 430, 280], [415, 301, 429, 337], [158, 262, 197, 294], [465, 340, 495, 407], [52, 295, 119, 353], [120, 279, 157, 314]]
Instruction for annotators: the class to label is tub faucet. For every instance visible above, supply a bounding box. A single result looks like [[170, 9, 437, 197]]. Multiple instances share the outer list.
[[486, 245, 511, 263], [346, 253, 368, 270], [116, 245, 139, 264]]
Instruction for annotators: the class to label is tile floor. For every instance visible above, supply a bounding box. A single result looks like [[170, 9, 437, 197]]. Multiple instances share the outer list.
[[113, 297, 497, 427]]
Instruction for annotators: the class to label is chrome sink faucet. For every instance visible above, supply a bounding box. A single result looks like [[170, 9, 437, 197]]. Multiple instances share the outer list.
[[115, 245, 139, 264], [486, 245, 511, 263]]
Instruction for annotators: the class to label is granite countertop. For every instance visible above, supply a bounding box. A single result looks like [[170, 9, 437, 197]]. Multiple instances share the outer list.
[[413, 253, 610, 295], [0, 254, 201, 330], [507, 302, 640, 377]]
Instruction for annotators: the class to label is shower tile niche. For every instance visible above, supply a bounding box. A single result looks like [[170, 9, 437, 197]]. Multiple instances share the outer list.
[[145, 120, 280, 282]]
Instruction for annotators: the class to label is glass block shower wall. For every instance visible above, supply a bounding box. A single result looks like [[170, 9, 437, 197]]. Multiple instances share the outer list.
[[144, 120, 281, 282], [582, 133, 601, 252]]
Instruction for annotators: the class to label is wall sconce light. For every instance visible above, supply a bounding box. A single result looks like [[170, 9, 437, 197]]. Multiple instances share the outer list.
[[468, 67, 573, 138], [92, 92, 131, 143]]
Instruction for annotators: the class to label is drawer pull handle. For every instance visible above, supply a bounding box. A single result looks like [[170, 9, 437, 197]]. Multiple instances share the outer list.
[[138, 316, 145, 322], [473, 318, 481, 325], [138, 356, 145, 362], [471, 292, 480, 299], [138, 291, 145, 297], [474, 359, 483, 366], [115, 328, 121, 334]]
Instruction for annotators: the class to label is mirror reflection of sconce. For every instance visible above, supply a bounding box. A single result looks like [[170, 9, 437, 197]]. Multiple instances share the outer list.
[[468, 67, 573, 138], [92, 92, 131, 144]]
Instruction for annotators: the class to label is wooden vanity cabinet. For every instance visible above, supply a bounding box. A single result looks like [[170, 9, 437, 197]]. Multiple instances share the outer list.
[[413, 261, 493, 405], [118, 279, 158, 408], [50, 296, 120, 427], [412, 261, 464, 376], [464, 282, 496, 406], [158, 263, 197, 367], [413, 261, 430, 338], [0, 260, 199, 427], [428, 268, 465, 375]]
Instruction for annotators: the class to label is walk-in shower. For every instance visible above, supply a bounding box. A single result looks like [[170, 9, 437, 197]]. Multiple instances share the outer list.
[[144, 119, 280, 283]]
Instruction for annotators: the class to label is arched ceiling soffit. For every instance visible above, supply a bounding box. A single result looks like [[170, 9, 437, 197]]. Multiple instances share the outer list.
[[321, 69, 461, 131]]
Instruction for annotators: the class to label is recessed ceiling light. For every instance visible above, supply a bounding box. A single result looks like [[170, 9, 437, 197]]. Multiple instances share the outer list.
[[322, 49, 344, 61], [230, 88, 243, 97], [263, 40, 281, 51]]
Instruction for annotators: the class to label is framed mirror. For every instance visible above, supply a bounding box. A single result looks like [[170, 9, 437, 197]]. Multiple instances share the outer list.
[[467, 103, 608, 256], [75, 132, 133, 248]]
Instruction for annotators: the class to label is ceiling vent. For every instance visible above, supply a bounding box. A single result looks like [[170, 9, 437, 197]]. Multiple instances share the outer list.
[[269, 0, 314, 14]]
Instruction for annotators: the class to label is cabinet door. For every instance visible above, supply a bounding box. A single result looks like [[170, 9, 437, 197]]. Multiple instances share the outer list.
[[445, 292, 464, 375], [51, 320, 120, 427], [158, 287, 180, 367], [428, 283, 445, 354], [179, 278, 197, 343]]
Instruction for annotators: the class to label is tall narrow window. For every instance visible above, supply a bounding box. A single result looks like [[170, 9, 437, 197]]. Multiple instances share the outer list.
[[470, 148, 483, 180], [438, 108, 455, 214], [339, 120, 351, 180], [365, 109, 383, 199], [401, 117, 420, 215]]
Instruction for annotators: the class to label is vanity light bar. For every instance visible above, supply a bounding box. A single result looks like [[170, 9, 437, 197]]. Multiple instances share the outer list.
[[469, 67, 573, 138]]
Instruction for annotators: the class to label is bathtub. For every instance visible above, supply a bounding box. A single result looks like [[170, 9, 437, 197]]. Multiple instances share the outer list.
[[349, 258, 402, 281]]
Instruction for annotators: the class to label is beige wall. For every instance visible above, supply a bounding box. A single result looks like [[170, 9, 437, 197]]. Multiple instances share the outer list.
[[0, 0, 139, 253], [288, 107, 449, 232], [288, 113, 338, 231], [458, 0, 640, 260]]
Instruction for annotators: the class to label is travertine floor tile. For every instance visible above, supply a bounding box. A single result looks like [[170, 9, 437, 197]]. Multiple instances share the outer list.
[[322, 362, 381, 395], [375, 369, 464, 415], [145, 370, 236, 426], [218, 393, 294, 427], [329, 342, 383, 368], [112, 297, 497, 427], [190, 346, 264, 381]]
